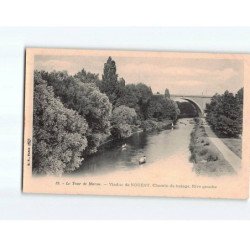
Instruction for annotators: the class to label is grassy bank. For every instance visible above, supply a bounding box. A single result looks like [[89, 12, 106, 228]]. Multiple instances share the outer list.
[[220, 138, 242, 158], [204, 119, 242, 158], [189, 118, 235, 176]]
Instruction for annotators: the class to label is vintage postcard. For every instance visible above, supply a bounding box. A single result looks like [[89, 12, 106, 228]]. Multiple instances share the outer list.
[[23, 48, 250, 199]]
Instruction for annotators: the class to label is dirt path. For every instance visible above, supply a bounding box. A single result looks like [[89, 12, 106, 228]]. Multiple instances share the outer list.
[[202, 119, 241, 171]]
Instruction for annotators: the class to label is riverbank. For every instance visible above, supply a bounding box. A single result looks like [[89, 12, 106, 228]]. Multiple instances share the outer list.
[[100, 119, 173, 147], [189, 118, 235, 176], [141, 119, 173, 132]]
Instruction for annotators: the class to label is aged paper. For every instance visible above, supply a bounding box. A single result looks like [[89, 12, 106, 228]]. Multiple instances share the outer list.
[[23, 48, 250, 199]]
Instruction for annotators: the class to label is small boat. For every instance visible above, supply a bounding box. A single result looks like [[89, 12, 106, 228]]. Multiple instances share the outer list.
[[121, 143, 127, 150], [139, 156, 146, 165]]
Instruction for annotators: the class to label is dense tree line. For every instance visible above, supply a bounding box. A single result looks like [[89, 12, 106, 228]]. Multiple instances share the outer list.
[[33, 72, 88, 175], [33, 57, 180, 175], [205, 88, 243, 137], [98, 57, 180, 123], [37, 70, 112, 156]]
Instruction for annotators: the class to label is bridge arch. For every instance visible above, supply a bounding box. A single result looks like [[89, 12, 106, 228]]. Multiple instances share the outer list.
[[181, 97, 204, 117], [171, 94, 212, 118]]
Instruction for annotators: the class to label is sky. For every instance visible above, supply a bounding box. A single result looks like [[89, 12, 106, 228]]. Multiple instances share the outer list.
[[35, 54, 244, 96]]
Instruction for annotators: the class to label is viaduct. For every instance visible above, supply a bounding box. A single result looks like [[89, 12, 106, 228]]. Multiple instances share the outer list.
[[171, 94, 212, 117]]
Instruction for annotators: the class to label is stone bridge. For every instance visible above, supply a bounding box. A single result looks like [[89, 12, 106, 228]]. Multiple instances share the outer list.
[[171, 94, 212, 117]]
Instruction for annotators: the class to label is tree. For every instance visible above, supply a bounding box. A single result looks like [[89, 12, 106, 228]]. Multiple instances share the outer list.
[[165, 88, 170, 98], [99, 57, 125, 105], [147, 95, 166, 120], [235, 88, 243, 134], [168, 100, 180, 122], [115, 83, 153, 120], [205, 89, 243, 137], [37, 70, 112, 155], [116, 84, 138, 106], [74, 68, 100, 85], [33, 72, 88, 175], [146, 95, 179, 122], [111, 105, 137, 139], [236, 88, 243, 105]]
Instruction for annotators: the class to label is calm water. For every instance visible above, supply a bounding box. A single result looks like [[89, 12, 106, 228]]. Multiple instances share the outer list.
[[72, 118, 194, 176]]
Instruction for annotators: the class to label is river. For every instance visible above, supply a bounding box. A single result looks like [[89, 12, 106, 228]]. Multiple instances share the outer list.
[[72, 118, 195, 177]]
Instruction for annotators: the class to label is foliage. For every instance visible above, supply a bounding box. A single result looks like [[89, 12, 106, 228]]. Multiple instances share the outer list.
[[98, 57, 125, 105], [36, 70, 112, 155], [189, 121, 218, 164], [205, 89, 243, 137], [115, 83, 153, 119], [147, 95, 180, 122], [170, 100, 181, 122], [98, 57, 179, 123], [74, 68, 100, 84], [164, 88, 170, 98], [111, 105, 137, 139], [115, 84, 139, 108], [235, 87, 243, 130], [141, 119, 172, 132], [33, 72, 88, 175]]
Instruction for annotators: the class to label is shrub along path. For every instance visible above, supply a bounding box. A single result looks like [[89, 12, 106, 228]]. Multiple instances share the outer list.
[[202, 118, 241, 172]]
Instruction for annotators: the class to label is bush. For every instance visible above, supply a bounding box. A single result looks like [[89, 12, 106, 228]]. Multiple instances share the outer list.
[[111, 105, 137, 139], [141, 119, 171, 132], [206, 152, 218, 162], [199, 148, 208, 156], [141, 119, 159, 132], [189, 118, 219, 165]]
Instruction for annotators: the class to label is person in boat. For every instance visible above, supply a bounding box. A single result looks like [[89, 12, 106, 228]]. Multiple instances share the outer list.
[[139, 156, 146, 165]]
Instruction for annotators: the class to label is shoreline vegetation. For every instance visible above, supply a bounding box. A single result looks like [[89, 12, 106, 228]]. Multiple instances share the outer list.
[[141, 118, 173, 132], [188, 87, 243, 176], [189, 118, 235, 176], [100, 119, 173, 146], [205, 88, 243, 159], [33, 57, 180, 175]]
